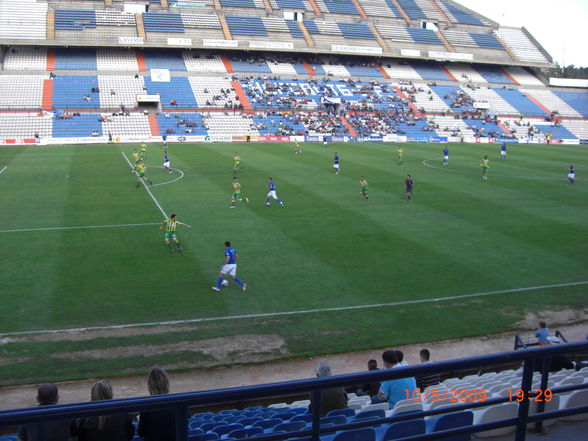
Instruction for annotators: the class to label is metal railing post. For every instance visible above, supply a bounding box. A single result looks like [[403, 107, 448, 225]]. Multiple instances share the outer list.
[[514, 358, 534, 441], [310, 389, 322, 441], [175, 405, 189, 441], [533, 357, 551, 433]]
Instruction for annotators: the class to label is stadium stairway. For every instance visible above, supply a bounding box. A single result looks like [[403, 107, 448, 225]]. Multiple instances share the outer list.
[[501, 68, 520, 86], [369, 25, 388, 52], [307, 0, 322, 15], [393, 86, 423, 118], [302, 60, 315, 76], [42, 80, 53, 111], [46, 49, 56, 71], [46, 10, 55, 40], [298, 21, 315, 48], [436, 32, 454, 52], [231, 80, 252, 111], [340, 115, 358, 137], [524, 91, 554, 115], [136, 51, 147, 72], [375, 64, 390, 79], [429, 0, 451, 25], [135, 13, 146, 39], [148, 114, 160, 137], [221, 55, 234, 73], [219, 16, 233, 40], [497, 121, 512, 136], [390, 0, 410, 22], [439, 65, 458, 82], [351, 0, 369, 19]]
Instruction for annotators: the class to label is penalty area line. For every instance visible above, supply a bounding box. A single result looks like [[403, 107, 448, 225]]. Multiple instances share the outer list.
[[0, 166, 7, 176], [121, 152, 168, 219], [0, 223, 160, 234], [2, 280, 588, 337]]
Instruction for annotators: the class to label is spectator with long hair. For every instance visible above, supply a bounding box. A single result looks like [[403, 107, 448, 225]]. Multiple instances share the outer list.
[[138, 367, 176, 441]]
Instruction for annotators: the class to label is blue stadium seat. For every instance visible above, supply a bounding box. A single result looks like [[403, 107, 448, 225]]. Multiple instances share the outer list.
[[271, 421, 307, 433], [143, 50, 187, 71], [406, 28, 443, 45], [145, 77, 197, 109], [212, 424, 244, 437], [441, 1, 483, 25], [54, 48, 97, 71], [473, 66, 512, 84], [230, 58, 273, 74], [142, 12, 185, 33], [327, 408, 355, 418], [53, 114, 102, 138], [383, 0, 404, 17], [337, 22, 375, 40], [238, 416, 263, 426], [189, 433, 219, 441], [221, 0, 257, 7], [54, 9, 96, 30], [290, 414, 314, 424], [52, 75, 100, 109], [286, 20, 304, 38], [470, 33, 503, 50], [425, 411, 473, 441], [276, 0, 306, 9], [397, 0, 426, 19], [333, 428, 375, 441], [252, 419, 282, 430], [493, 89, 547, 116], [200, 422, 227, 432], [379, 419, 426, 441], [354, 409, 385, 421], [226, 16, 268, 36], [156, 113, 207, 136], [409, 62, 450, 81], [226, 427, 263, 439], [346, 65, 382, 78], [323, 0, 359, 15], [321, 415, 347, 426], [553, 91, 588, 117], [302, 20, 321, 35], [274, 412, 297, 421], [535, 124, 577, 139]]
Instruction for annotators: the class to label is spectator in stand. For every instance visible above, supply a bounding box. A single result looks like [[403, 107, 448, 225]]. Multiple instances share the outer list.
[[77, 380, 134, 441], [308, 361, 348, 417], [378, 350, 417, 409], [137, 367, 176, 441], [416, 349, 440, 392], [535, 321, 550, 346], [18, 383, 77, 441], [356, 359, 382, 403], [534, 336, 575, 373]]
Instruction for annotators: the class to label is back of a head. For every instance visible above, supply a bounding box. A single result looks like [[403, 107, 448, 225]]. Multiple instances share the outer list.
[[420, 349, 431, 361], [382, 350, 399, 365], [148, 366, 170, 395], [37, 383, 58, 405], [394, 350, 404, 362], [539, 321, 547, 329], [91, 380, 113, 401], [367, 359, 378, 371], [316, 361, 332, 378]]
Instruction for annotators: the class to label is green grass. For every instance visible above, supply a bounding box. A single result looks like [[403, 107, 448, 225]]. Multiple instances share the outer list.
[[0, 141, 587, 385]]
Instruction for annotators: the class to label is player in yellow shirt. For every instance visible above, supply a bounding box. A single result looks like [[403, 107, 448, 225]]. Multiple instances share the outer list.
[[140, 142, 148, 159], [480, 155, 490, 181], [293, 140, 302, 154], [233, 152, 241, 174], [230, 177, 249, 208], [135, 161, 152, 187], [160, 214, 191, 253], [397, 146, 404, 165], [131, 148, 141, 172], [360, 176, 368, 202]]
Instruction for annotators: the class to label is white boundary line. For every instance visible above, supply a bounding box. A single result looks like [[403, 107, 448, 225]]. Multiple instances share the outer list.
[[150, 166, 185, 187], [2, 280, 587, 337], [0, 166, 7, 176], [0, 223, 160, 234], [121, 152, 168, 219]]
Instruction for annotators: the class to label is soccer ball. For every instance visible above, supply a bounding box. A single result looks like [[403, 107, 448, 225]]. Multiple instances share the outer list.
[[222, 279, 229, 287]]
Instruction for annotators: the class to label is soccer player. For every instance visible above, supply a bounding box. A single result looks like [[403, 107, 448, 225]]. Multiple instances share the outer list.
[[160, 214, 191, 254], [333, 152, 340, 174], [293, 140, 302, 154], [233, 152, 241, 174], [266, 177, 285, 207], [360, 176, 368, 202], [568, 164, 575, 184], [323, 140, 328, 148], [131, 148, 141, 173], [212, 241, 247, 292], [480, 155, 490, 181], [443, 146, 449, 166], [230, 177, 249, 208], [397, 146, 404, 165], [163, 151, 172, 173], [140, 142, 148, 160], [405, 175, 414, 201], [500, 143, 507, 160], [162, 134, 168, 149], [135, 161, 153, 187]]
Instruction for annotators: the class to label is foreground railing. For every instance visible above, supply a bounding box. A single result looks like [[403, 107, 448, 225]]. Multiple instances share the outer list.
[[1, 341, 587, 441]]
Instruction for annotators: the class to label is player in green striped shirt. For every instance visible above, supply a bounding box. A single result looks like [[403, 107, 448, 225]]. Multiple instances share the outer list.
[[135, 161, 152, 187], [160, 214, 192, 253], [231, 177, 249, 208], [360, 176, 369, 202]]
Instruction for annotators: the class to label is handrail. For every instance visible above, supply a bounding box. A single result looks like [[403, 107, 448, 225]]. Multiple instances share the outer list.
[[1, 341, 588, 441]]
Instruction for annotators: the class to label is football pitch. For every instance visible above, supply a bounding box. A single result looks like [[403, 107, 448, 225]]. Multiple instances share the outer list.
[[1, 141, 587, 385]]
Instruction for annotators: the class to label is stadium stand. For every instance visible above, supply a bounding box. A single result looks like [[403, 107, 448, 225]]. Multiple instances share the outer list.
[[226, 16, 268, 36], [52, 75, 100, 109], [97, 76, 146, 109], [0, 76, 45, 109], [495, 27, 551, 64], [0, 0, 47, 40], [54, 9, 97, 30], [3, 47, 48, 71], [0, 114, 52, 138], [437, 0, 486, 26], [504, 66, 544, 86], [552, 91, 588, 117], [54, 48, 97, 70], [183, 53, 227, 73], [157, 112, 208, 136], [357, 0, 400, 18], [52, 113, 103, 137], [144, 76, 198, 109], [96, 49, 139, 72], [522, 89, 583, 118], [99, 113, 152, 139], [143, 49, 187, 71], [493, 88, 548, 116], [472, 65, 513, 84]]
